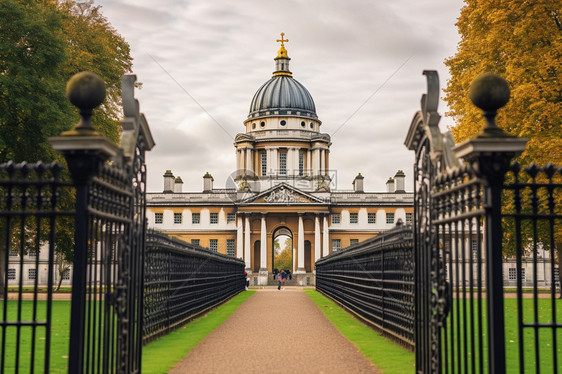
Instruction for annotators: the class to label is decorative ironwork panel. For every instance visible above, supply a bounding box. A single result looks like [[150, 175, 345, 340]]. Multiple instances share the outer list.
[[503, 163, 561, 374], [0, 162, 72, 373]]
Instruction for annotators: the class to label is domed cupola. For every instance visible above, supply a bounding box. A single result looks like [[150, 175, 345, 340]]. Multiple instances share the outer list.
[[247, 33, 317, 121]]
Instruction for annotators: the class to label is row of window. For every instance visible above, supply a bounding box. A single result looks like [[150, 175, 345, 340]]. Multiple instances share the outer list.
[[7, 268, 70, 280], [191, 239, 236, 256], [259, 150, 306, 176], [156, 212, 237, 225], [331, 239, 359, 251], [331, 212, 413, 225], [9, 250, 38, 257], [251, 120, 315, 130]]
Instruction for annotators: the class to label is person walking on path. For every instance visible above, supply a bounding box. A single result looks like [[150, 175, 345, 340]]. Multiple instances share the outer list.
[[277, 272, 282, 290], [281, 270, 287, 289]]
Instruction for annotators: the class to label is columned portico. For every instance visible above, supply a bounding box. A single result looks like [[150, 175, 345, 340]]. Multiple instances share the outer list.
[[236, 216, 243, 259]]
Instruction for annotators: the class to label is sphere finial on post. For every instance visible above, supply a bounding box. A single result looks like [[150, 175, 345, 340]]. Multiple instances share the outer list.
[[64, 71, 106, 136], [469, 72, 511, 138]]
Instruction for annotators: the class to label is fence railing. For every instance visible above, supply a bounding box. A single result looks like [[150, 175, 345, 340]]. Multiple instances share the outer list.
[[404, 71, 561, 373], [315, 225, 415, 348], [143, 230, 245, 344], [0, 161, 73, 373]]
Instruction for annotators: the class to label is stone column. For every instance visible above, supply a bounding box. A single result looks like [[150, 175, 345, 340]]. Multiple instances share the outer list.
[[244, 215, 251, 271], [319, 149, 325, 175], [260, 214, 267, 270], [322, 214, 330, 257], [296, 213, 305, 273], [315, 215, 321, 263], [271, 148, 278, 175], [315, 148, 321, 175], [245, 148, 253, 174], [236, 216, 243, 259], [306, 150, 312, 176]]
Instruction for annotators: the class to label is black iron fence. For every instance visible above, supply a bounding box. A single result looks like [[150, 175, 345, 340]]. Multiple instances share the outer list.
[[143, 230, 245, 344], [315, 225, 415, 348], [0, 161, 72, 373], [404, 71, 561, 373]]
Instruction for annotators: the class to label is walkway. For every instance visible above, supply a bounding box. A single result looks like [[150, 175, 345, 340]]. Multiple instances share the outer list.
[[169, 288, 381, 373]]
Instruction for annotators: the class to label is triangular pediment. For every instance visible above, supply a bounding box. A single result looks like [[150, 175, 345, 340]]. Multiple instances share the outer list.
[[240, 183, 327, 205]]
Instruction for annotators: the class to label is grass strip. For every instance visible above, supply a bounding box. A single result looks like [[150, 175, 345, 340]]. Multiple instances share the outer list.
[[305, 290, 415, 374], [142, 291, 256, 373]]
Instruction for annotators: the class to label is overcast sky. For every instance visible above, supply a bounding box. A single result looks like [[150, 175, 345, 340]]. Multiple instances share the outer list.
[[95, 0, 465, 193]]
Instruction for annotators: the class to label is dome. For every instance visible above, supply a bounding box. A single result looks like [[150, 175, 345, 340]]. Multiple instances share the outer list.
[[248, 76, 317, 119]]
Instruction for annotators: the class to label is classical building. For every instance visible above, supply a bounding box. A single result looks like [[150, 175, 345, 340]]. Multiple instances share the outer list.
[[146, 34, 414, 285]]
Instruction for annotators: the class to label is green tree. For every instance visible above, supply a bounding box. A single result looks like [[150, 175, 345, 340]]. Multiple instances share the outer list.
[[0, 0, 132, 294], [274, 237, 293, 271]]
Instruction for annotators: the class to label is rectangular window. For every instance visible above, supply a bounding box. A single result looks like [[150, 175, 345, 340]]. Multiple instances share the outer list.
[[62, 269, 70, 280], [191, 239, 200, 246], [508, 268, 517, 280], [331, 214, 340, 224], [209, 239, 218, 252], [261, 150, 267, 176], [210, 213, 218, 224], [154, 213, 163, 224], [406, 213, 413, 224], [279, 152, 287, 175], [350, 239, 359, 246], [350, 213, 358, 224], [521, 268, 526, 280], [174, 213, 182, 224], [299, 152, 304, 176], [28, 250, 37, 258], [386, 213, 394, 224], [471, 240, 479, 259], [192, 213, 200, 224], [9, 250, 18, 257], [28, 268, 36, 280], [226, 239, 235, 256], [227, 213, 236, 223], [7, 269, 16, 280], [368, 213, 376, 224], [332, 239, 341, 252]]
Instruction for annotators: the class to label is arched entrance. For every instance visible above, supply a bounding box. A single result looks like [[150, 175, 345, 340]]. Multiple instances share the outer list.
[[272, 227, 293, 272]]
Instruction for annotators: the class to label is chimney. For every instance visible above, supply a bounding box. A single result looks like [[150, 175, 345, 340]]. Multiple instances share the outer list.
[[203, 172, 214, 192], [386, 177, 395, 193], [163, 170, 174, 193], [174, 176, 183, 193], [394, 170, 405, 193], [352, 173, 364, 193]]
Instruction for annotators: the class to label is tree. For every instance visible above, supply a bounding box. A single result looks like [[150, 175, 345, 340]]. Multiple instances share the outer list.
[[274, 237, 293, 271], [444, 0, 561, 166], [0, 0, 132, 294], [445, 0, 562, 293]]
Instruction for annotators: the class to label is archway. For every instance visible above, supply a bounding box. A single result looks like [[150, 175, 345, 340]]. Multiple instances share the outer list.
[[253, 240, 260, 272], [272, 227, 293, 273]]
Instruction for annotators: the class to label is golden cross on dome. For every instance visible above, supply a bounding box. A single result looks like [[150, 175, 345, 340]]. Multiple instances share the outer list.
[[276, 32, 289, 47]]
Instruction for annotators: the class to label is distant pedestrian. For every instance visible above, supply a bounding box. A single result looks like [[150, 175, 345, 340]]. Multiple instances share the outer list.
[[244, 272, 249, 291], [277, 273, 282, 290], [281, 270, 287, 289]]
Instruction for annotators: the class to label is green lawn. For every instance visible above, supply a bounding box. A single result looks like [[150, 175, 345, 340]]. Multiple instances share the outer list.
[[443, 297, 562, 374], [0, 300, 70, 373], [305, 290, 416, 374]]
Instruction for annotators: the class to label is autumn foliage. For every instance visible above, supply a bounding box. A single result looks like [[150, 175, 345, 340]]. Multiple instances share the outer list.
[[444, 0, 561, 166]]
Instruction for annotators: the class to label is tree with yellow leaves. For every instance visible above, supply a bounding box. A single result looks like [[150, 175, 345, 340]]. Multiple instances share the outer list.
[[445, 0, 561, 166]]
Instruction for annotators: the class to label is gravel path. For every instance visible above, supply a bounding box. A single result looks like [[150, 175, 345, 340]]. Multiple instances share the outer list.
[[169, 288, 381, 374]]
